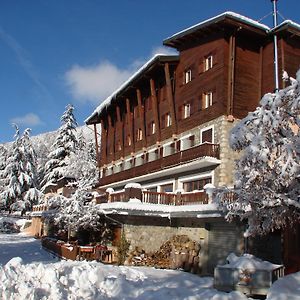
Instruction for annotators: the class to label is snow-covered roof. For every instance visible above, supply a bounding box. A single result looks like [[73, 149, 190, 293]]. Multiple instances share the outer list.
[[85, 54, 179, 124], [220, 253, 282, 271], [271, 19, 300, 34], [163, 11, 270, 47]]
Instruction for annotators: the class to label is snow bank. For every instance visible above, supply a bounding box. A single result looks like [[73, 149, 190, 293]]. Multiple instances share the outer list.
[[224, 253, 282, 271], [266, 271, 300, 300], [0, 257, 250, 300]]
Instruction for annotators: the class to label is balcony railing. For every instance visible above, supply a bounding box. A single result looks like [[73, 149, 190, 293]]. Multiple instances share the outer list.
[[100, 143, 219, 186], [105, 190, 208, 206]]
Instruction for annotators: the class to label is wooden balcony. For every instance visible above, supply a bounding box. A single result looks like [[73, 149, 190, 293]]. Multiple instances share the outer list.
[[100, 143, 219, 186], [105, 190, 208, 206]]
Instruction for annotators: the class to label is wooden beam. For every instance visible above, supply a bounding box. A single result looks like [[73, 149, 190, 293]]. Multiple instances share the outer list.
[[280, 38, 285, 89], [136, 89, 147, 147], [94, 123, 101, 168], [150, 78, 161, 142], [107, 114, 115, 162], [126, 98, 134, 153], [258, 45, 263, 101], [164, 63, 177, 136], [227, 34, 235, 116], [116, 105, 121, 123]]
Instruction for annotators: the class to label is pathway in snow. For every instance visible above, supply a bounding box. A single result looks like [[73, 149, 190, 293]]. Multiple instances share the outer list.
[[0, 233, 58, 265]]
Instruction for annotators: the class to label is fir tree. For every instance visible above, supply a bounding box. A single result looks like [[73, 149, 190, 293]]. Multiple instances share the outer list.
[[1, 125, 41, 211], [42, 104, 78, 189]]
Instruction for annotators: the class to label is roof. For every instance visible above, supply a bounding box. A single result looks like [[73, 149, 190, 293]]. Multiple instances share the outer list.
[[163, 11, 270, 48], [271, 19, 300, 36], [85, 54, 179, 125]]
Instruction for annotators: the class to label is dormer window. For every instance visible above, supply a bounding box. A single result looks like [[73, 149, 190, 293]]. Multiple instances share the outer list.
[[184, 69, 192, 84], [204, 55, 213, 71], [183, 103, 191, 119]]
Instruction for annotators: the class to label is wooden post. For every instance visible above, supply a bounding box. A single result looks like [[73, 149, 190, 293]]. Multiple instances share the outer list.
[[150, 78, 161, 142], [136, 89, 147, 147], [108, 114, 115, 162], [164, 63, 177, 136], [227, 34, 235, 117], [126, 98, 134, 153], [258, 45, 263, 101], [94, 123, 101, 167], [280, 38, 285, 89]]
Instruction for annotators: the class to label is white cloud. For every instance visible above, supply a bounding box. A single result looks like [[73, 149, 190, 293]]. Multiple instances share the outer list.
[[65, 46, 178, 105], [11, 113, 43, 127], [65, 61, 132, 104]]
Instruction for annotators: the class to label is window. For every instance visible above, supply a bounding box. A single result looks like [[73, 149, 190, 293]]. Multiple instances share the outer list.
[[201, 127, 213, 143], [183, 103, 191, 119], [184, 69, 192, 84], [151, 121, 156, 134], [183, 177, 212, 192], [204, 55, 213, 71], [166, 113, 172, 127], [116, 140, 122, 151], [127, 135, 132, 146], [160, 183, 173, 193], [136, 128, 143, 141], [203, 92, 213, 109]]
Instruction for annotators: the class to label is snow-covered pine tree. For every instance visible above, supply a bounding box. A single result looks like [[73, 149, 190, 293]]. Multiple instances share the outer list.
[[2, 125, 41, 211], [41, 104, 78, 189], [0, 145, 9, 206], [217, 71, 300, 236]]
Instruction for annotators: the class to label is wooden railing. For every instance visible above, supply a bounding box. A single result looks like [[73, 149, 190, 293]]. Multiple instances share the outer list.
[[100, 143, 219, 186], [107, 190, 208, 206], [110, 191, 126, 203], [143, 191, 176, 205], [179, 191, 208, 205]]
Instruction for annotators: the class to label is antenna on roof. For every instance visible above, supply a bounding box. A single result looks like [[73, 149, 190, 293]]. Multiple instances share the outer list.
[[271, 0, 279, 92]]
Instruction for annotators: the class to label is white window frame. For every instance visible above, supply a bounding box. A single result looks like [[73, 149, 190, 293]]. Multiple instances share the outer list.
[[200, 125, 214, 144], [204, 55, 213, 71], [166, 113, 172, 127], [203, 91, 213, 109], [137, 128, 143, 141], [178, 171, 214, 192], [158, 179, 176, 193], [151, 121, 156, 134], [183, 103, 191, 119], [184, 69, 192, 84]]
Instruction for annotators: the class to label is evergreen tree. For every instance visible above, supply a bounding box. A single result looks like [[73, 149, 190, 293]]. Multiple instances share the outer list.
[[42, 104, 78, 189], [1, 125, 41, 211], [217, 71, 300, 236]]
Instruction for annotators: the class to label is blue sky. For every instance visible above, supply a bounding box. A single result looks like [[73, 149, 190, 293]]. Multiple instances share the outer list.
[[0, 0, 299, 142]]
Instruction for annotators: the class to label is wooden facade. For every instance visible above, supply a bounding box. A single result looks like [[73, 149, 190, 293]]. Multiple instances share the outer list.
[[86, 12, 300, 192]]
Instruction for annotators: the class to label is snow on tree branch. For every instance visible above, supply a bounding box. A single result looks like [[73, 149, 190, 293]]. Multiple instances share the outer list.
[[216, 70, 300, 236]]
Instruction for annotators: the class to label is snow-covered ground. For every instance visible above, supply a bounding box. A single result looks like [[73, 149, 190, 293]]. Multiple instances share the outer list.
[[0, 224, 299, 299]]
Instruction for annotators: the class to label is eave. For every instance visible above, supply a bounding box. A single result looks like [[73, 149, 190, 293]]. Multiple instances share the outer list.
[[163, 11, 269, 50]]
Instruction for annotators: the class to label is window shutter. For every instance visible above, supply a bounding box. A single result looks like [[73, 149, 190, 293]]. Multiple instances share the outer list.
[[177, 140, 181, 152], [161, 115, 165, 129], [202, 128, 213, 143], [178, 106, 183, 120]]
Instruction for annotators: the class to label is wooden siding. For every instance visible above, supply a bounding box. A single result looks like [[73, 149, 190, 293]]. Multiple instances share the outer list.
[[233, 36, 261, 119], [175, 36, 226, 135]]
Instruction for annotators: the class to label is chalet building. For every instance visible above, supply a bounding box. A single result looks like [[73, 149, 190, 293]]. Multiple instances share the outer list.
[[85, 12, 300, 274]]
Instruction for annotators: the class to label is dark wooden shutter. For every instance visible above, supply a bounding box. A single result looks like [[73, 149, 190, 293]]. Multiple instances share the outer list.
[[202, 128, 213, 143]]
